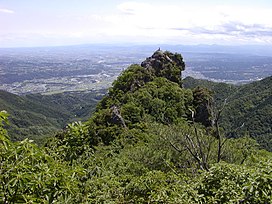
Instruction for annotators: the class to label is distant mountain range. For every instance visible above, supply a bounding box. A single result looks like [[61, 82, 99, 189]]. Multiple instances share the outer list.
[[2, 44, 272, 56]]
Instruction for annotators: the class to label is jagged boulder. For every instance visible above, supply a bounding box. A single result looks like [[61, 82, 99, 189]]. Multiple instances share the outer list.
[[107, 50, 185, 101], [110, 105, 127, 128], [192, 87, 214, 127], [141, 50, 185, 85]]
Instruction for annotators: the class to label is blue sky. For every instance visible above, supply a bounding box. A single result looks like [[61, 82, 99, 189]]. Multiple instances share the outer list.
[[1, 0, 272, 47]]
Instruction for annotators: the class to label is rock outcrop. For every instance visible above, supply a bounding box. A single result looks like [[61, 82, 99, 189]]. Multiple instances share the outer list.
[[141, 49, 185, 85]]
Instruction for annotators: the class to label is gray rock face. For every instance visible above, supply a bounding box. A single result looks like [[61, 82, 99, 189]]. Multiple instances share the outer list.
[[110, 105, 127, 128], [141, 50, 185, 85]]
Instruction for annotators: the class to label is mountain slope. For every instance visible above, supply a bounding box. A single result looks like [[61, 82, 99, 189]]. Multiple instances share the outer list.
[[0, 90, 104, 142], [224, 76, 272, 150], [184, 76, 272, 151], [77, 50, 213, 146]]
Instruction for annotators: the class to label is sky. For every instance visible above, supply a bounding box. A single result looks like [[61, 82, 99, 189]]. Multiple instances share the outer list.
[[1, 0, 272, 47]]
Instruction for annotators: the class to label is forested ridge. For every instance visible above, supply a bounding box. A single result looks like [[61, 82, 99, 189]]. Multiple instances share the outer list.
[[1, 50, 272, 203], [184, 76, 272, 151], [0, 90, 104, 143]]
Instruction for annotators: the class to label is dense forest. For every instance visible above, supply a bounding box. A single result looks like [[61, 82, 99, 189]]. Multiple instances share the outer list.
[[1, 50, 272, 203]]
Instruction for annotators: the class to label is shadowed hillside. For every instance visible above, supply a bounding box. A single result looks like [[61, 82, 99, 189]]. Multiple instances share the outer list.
[[184, 76, 272, 151], [0, 90, 104, 143]]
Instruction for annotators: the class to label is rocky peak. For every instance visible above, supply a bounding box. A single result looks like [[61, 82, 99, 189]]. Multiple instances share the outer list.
[[141, 49, 185, 85]]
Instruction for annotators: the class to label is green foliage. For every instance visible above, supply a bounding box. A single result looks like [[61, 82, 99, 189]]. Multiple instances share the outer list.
[[197, 161, 272, 203], [48, 121, 92, 162], [129, 77, 193, 124], [0, 138, 85, 203], [110, 64, 154, 97], [124, 171, 192, 203], [0, 110, 9, 137]]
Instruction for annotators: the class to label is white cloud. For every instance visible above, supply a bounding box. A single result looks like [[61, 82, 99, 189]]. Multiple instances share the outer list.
[[117, 2, 150, 15], [0, 8, 14, 14], [98, 2, 272, 44], [2, 1, 272, 47]]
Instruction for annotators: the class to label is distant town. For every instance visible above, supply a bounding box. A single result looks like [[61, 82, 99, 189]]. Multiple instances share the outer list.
[[1, 45, 272, 95]]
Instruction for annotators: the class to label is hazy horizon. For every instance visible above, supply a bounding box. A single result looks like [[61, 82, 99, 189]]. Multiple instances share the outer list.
[[1, 0, 272, 48], [2, 42, 272, 49]]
